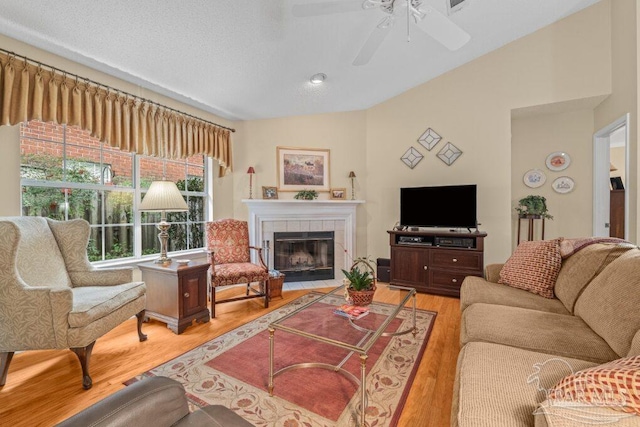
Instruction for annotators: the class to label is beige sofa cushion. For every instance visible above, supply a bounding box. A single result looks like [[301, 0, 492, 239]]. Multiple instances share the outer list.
[[575, 249, 640, 357], [460, 276, 569, 314], [461, 303, 619, 363], [453, 342, 596, 427], [69, 282, 146, 328], [629, 330, 640, 357], [554, 243, 635, 313]]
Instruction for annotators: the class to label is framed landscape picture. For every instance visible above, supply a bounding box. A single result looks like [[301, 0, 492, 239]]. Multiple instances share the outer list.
[[277, 147, 330, 192]]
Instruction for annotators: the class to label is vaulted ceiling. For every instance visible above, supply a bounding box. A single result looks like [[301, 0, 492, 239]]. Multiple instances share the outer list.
[[0, 0, 601, 121]]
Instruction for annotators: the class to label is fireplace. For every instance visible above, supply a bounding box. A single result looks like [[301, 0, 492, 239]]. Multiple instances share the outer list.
[[274, 231, 335, 282], [243, 199, 364, 285]]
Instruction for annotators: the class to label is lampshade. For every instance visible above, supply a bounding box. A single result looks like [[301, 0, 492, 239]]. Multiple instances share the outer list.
[[247, 166, 255, 174], [610, 163, 618, 172], [139, 180, 188, 212], [348, 171, 356, 178]]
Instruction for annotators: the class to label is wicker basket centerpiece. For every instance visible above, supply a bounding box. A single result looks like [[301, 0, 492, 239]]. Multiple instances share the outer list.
[[342, 258, 377, 306]]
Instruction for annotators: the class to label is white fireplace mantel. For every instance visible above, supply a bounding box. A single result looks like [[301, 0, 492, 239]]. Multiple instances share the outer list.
[[242, 199, 365, 274]]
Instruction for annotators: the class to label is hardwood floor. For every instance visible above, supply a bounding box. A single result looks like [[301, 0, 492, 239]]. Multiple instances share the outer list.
[[0, 286, 461, 427]]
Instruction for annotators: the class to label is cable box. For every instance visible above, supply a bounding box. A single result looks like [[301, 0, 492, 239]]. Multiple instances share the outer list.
[[434, 237, 474, 248], [399, 236, 424, 244]]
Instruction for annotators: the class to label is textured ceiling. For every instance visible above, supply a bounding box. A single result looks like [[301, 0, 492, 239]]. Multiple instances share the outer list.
[[0, 0, 601, 121]]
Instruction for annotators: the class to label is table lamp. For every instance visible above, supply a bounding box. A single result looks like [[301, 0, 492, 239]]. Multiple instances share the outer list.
[[348, 171, 356, 200], [247, 166, 256, 199], [139, 180, 188, 263]]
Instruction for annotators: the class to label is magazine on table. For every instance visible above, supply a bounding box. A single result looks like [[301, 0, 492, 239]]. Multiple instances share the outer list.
[[334, 304, 370, 320]]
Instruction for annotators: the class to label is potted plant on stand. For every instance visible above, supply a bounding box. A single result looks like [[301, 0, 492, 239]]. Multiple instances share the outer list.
[[515, 195, 553, 219], [342, 257, 377, 306]]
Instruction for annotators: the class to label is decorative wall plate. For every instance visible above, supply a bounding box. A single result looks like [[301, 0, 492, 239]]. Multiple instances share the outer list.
[[437, 142, 462, 166], [401, 147, 424, 169], [418, 128, 442, 151], [523, 169, 546, 188], [546, 152, 571, 171], [552, 176, 575, 193]]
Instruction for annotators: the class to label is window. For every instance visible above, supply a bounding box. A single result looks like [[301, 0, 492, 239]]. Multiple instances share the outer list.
[[20, 121, 208, 262]]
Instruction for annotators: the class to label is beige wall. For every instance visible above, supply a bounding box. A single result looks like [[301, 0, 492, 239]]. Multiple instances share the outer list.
[[0, 33, 238, 219], [233, 112, 368, 255], [594, 0, 638, 241], [366, 1, 612, 264], [511, 109, 596, 246]]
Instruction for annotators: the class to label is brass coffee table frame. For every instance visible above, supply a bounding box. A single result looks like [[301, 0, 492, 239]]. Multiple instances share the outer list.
[[268, 284, 417, 427]]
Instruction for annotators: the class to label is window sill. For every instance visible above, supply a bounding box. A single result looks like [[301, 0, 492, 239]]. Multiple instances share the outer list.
[[92, 248, 208, 269]]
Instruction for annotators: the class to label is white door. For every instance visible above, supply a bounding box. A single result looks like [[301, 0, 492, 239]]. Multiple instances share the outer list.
[[593, 115, 629, 238]]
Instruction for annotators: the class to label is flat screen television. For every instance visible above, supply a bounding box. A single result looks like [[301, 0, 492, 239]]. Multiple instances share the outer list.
[[400, 184, 477, 229]]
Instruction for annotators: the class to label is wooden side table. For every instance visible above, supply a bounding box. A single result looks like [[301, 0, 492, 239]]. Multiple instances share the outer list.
[[138, 260, 211, 334], [517, 214, 545, 244]]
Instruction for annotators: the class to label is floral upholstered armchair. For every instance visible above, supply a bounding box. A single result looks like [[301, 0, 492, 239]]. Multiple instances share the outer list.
[[206, 219, 269, 318], [0, 217, 147, 390]]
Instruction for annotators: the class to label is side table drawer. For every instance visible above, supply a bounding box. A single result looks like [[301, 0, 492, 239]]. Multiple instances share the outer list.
[[430, 270, 469, 289], [430, 251, 482, 271]]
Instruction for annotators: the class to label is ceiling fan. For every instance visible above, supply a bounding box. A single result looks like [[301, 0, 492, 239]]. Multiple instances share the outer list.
[[292, 0, 471, 66]]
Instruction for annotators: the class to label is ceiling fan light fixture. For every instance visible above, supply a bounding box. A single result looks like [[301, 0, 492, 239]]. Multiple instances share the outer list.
[[310, 73, 327, 84]]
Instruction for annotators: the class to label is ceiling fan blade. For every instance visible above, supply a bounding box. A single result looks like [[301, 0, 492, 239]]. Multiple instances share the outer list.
[[292, 1, 365, 17], [352, 20, 393, 66], [416, 6, 470, 51]]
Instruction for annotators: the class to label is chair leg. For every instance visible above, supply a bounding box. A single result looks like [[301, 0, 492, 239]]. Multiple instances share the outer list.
[[0, 352, 14, 387], [71, 341, 96, 390], [211, 286, 216, 318], [135, 310, 148, 342], [246, 284, 250, 296], [264, 281, 270, 309]]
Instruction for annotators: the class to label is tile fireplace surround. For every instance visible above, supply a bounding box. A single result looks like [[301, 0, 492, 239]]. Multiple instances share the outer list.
[[242, 199, 365, 278]]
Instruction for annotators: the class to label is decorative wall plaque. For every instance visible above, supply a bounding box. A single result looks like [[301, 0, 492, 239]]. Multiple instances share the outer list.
[[401, 147, 424, 169], [436, 142, 462, 166], [418, 128, 442, 151]]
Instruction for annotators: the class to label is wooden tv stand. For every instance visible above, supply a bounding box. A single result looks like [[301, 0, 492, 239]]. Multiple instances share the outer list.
[[388, 229, 487, 297]]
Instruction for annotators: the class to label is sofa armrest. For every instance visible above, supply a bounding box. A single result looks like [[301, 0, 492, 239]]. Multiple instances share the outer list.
[[70, 267, 133, 287], [56, 377, 190, 427], [484, 263, 504, 283]]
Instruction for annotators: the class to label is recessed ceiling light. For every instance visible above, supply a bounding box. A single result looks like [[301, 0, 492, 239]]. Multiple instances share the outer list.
[[310, 73, 327, 84]]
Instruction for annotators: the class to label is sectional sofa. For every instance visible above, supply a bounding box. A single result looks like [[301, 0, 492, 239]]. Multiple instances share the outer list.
[[452, 240, 640, 426]]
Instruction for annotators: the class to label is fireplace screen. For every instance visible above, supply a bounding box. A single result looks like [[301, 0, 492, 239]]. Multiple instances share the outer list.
[[273, 231, 335, 282]]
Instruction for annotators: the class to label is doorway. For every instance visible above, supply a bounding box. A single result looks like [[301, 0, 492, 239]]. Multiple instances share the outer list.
[[593, 114, 629, 239]]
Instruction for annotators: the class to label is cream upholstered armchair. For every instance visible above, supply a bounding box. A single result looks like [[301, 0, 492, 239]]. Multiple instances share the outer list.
[[206, 219, 269, 318], [0, 217, 147, 390]]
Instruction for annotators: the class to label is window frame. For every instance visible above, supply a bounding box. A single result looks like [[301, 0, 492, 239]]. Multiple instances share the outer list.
[[19, 122, 211, 266]]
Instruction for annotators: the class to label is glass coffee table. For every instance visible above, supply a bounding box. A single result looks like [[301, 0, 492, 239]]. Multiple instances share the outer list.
[[268, 284, 417, 427]]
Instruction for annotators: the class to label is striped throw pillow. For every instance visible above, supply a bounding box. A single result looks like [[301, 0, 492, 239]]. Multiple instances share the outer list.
[[498, 238, 562, 298]]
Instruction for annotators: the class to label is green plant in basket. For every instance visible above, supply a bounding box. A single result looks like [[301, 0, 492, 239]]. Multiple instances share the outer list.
[[341, 257, 376, 291]]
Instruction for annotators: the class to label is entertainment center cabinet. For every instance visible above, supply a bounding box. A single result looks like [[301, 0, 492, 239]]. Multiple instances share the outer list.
[[388, 229, 487, 297]]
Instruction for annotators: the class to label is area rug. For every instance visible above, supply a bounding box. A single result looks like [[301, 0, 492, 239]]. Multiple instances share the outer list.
[[126, 292, 436, 426]]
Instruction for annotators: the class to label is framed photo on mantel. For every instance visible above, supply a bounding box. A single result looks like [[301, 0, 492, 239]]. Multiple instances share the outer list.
[[277, 146, 330, 192]]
